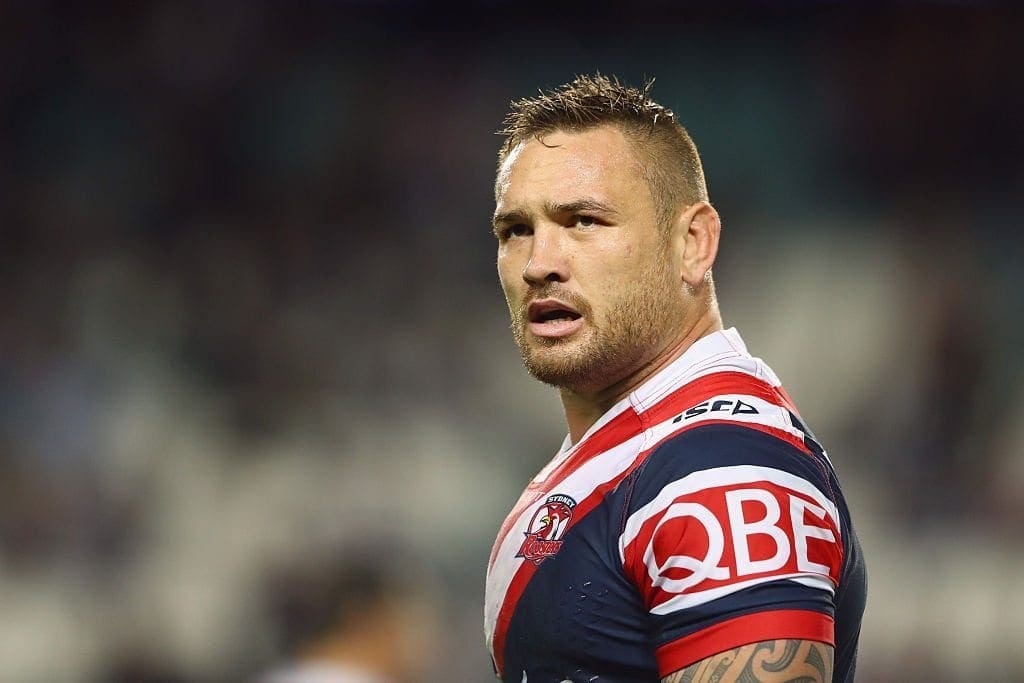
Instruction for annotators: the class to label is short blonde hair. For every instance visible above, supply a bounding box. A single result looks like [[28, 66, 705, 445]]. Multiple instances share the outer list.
[[497, 73, 708, 226]]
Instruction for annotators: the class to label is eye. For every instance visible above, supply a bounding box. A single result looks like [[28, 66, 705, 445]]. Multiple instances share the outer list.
[[575, 215, 598, 228], [498, 223, 530, 241]]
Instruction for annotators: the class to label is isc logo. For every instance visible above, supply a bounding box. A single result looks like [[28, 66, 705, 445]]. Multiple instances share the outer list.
[[672, 398, 759, 423], [621, 468, 842, 610]]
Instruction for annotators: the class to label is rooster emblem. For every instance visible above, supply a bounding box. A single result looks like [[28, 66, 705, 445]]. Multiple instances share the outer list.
[[515, 494, 577, 565]]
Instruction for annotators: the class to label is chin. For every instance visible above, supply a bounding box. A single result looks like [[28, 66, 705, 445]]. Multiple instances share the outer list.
[[522, 345, 614, 392]]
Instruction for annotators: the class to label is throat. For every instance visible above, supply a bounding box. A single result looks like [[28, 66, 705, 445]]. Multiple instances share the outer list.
[[559, 314, 725, 446], [560, 388, 619, 447]]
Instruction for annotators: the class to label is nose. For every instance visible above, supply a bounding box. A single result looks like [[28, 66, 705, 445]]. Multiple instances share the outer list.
[[522, 226, 569, 285]]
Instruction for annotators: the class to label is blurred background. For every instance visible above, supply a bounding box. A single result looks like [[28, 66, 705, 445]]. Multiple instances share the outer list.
[[1, 1, 1023, 681]]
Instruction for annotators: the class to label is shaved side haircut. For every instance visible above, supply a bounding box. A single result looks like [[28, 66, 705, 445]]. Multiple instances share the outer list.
[[497, 74, 708, 227]]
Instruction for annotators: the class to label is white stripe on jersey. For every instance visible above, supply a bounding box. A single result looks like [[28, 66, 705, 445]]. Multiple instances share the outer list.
[[629, 327, 779, 411], [484, 429, 648, 654], [649, 573, 837, 614], [485, 329, 815, 662], [645, 393, 807, 445]]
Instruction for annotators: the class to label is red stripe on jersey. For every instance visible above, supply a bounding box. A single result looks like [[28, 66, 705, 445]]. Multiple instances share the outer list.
[[488, 406, 642, 570], [774, 384, 802, 419], [492, 371, 800, 567], [639, 371, 798, 428], [490, 445, 651, 676], [489, 370, 808, 675], [655, 609, 835, 677]]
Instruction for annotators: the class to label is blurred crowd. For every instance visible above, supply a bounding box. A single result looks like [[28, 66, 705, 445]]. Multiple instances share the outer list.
[[1, 2, 1022, 681]]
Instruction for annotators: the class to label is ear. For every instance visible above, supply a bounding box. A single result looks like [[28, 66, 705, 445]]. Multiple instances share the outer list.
[[670, 201, 721, 288]]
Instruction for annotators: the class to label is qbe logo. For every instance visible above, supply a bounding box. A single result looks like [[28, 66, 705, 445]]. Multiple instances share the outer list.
[[516, 494, 576, 565], [623, 472, 842, 609]]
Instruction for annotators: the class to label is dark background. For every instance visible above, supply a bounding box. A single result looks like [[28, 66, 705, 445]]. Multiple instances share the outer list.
[[1, 2, 1022, 680]]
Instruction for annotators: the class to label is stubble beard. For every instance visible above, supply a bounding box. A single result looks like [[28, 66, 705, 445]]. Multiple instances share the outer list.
[[509, 250, 681, 396]]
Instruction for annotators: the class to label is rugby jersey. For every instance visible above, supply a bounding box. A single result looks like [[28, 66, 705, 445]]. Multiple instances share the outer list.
[[484, 328, 866, 682]]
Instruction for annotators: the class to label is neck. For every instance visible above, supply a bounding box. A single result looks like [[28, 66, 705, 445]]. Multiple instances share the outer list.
[[299, 625, 394, 682], [560, 305, 723, 445]]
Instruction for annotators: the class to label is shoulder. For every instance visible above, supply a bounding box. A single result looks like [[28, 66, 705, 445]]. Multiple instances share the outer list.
[[629, 354, 827, 486], [618, 422, 845, 611], [633, 421, 837, 513]]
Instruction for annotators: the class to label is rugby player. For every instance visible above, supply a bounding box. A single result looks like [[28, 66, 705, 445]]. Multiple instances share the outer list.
[[484, 75, 866, 683]]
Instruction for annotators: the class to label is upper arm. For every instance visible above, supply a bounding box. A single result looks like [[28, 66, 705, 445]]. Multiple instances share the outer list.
[[661, 639, 833, 683], [620, 425, 846, 678]]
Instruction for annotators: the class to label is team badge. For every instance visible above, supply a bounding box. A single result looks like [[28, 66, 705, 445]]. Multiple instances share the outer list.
[[516, 494, 577, 565]]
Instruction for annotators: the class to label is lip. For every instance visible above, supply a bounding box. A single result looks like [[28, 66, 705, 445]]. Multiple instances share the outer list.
[[526, 298, 584, 339]]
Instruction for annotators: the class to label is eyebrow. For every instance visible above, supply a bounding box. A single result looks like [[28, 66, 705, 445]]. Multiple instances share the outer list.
[[545, 198, 619, 218], [492, 209, 530, 231], [491, 198, 619, 231]]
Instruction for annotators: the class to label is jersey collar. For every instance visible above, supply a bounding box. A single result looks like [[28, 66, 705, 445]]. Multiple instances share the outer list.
[[628, 327, 749, 413], [558, 328, 750, 454]]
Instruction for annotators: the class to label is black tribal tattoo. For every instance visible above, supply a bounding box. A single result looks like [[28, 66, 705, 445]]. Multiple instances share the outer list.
[[661, 639, 833, 683]]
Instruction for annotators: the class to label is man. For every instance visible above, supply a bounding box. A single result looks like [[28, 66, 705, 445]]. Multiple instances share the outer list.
[[484, 75, 866, 683], [257, 550, 438, 683]]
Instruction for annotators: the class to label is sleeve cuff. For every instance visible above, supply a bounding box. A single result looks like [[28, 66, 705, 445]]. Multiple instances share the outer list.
[[655, 609, 835, 677]]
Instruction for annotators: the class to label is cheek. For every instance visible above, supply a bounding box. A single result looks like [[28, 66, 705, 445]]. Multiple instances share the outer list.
[[497, 256, 521, 301], [585, 254, 637, 296], [586, 254, 665, 315]]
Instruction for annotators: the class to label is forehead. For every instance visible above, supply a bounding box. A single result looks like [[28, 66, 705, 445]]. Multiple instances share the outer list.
[[495, 126, 649, 211]]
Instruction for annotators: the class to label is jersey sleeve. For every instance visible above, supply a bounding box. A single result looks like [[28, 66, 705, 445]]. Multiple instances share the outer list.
[[617, 423, 844, 677]]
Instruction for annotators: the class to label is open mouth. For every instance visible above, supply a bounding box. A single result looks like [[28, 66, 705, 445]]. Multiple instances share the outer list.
[[528, 300, 582, 324], [526, 299, 585, 339]]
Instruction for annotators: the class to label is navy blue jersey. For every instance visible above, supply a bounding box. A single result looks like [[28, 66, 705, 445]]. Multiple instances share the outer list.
[[484, 329, 866, 682]]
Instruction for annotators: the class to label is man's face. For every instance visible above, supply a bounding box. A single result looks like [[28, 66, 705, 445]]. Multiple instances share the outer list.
[[494, 126, 686, 394]]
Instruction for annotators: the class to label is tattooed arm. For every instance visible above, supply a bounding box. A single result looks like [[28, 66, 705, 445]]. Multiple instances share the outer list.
[[661, 639, 833, 683]]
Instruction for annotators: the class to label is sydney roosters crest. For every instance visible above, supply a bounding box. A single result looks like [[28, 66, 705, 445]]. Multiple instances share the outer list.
[[516, 494, 577, 565]]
